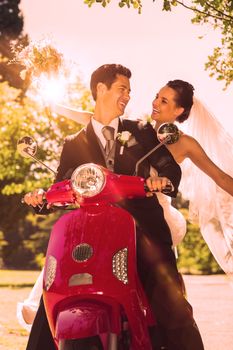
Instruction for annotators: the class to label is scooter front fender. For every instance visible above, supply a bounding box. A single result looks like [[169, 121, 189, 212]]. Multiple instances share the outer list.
[[55, 302, 111, 341]]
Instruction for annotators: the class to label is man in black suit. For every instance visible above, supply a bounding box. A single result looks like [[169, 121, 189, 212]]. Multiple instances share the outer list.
[[24, 64, 204, 350]]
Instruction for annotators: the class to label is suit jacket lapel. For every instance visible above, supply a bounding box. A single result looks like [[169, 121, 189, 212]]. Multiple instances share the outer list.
[[114, 119, 138, 175], [114, 118, 123, 160], [85, 122, 107, 167], [114, 119, 151, 177]]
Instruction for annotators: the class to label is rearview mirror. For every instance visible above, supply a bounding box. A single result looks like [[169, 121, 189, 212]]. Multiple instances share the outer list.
[[157, 123, 180, 144], [17, 136, 37, 158], [17, 136, 56, 175]]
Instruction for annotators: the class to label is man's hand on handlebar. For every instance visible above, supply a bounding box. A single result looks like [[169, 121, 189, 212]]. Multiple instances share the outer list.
[[23, 189, 45, 207]]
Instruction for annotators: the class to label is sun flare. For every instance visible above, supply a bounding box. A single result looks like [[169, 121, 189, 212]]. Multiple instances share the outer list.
[[36, 74, 67, 104]]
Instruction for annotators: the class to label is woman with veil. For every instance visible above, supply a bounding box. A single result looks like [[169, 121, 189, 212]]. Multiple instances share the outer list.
[[17, 79, 233, 331], [151, 80, 233, 277], [179, 97, 233, 276]]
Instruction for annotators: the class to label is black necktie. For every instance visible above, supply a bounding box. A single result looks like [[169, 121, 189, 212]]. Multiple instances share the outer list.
[[102, 126, 115, 156]]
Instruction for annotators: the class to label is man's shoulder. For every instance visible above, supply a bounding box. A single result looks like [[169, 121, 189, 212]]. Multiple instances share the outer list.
[[122, 119, 138, 127], [64, 127, 87, 144]]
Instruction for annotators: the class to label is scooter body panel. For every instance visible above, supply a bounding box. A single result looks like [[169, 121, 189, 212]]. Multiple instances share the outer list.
[[55, 302, 111, 339], [43, 204, 154, 349]]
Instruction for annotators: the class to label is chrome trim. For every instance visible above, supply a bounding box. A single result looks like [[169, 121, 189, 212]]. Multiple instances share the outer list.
[[69, 273, 93, 286], [44, 255, 57, 291]]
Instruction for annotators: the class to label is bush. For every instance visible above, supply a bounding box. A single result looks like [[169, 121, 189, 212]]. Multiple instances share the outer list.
[[177, 209, 222, 274]]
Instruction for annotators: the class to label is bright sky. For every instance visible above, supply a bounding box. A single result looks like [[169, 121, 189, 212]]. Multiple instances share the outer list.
[[20, 0, 233, 134]]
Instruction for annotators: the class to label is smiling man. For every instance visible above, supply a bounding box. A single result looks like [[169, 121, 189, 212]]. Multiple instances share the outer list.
[[24, 64, 203, 350]]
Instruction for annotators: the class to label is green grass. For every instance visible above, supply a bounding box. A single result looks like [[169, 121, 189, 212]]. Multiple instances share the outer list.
[[0, 269, 40, 287]]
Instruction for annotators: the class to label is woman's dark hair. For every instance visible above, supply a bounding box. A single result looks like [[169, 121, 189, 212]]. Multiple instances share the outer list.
[[90, 64, 132, 101], [167, 79, 194, 123]]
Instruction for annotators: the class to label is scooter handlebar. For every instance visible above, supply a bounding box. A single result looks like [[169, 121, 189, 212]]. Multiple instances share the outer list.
[[144, 183, 173, 195]]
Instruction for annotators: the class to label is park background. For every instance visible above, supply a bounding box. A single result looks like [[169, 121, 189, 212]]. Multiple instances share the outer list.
[[0, 1, 233, 349]]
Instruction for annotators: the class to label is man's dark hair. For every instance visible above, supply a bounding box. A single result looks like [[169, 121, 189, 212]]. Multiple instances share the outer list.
[[90, 64, 132, 101], [167, 79, 194, 123]]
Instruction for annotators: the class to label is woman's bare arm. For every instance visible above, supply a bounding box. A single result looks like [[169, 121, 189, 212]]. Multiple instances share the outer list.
[[52, 104, 93, 126]]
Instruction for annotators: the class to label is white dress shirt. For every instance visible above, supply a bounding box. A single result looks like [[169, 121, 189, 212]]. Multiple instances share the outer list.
[[91, 117, 119, 148]]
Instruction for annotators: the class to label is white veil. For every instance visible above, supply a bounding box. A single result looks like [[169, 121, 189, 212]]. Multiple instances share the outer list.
[[179, 97, 233, 276]]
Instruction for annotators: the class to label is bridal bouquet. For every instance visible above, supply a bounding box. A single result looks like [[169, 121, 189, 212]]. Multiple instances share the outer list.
[[12, 38, 64, 82]]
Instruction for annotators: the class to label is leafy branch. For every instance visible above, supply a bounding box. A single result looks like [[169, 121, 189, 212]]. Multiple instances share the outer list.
[[83, 0, 233, 88]]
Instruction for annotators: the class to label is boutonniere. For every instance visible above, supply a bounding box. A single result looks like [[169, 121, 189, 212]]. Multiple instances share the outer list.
[[116, 131, 137, 155]]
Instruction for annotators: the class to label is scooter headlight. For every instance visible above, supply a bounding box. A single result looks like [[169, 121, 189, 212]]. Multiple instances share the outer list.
[[71, 163, 106, 198]]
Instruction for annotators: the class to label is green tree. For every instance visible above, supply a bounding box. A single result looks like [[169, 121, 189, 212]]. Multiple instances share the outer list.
[[84, 0, 233, 88], [0, 78, 93, 268], [0, 231, 8, 268], [0, 0, 29, 91], [177, 208, 222, 274]]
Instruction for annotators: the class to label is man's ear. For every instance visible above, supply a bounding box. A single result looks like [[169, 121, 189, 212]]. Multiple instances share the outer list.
[[96, 82, 107, 97]]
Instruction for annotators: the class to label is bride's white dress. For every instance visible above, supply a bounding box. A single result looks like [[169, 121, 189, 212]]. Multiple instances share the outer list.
[[17, 267, 44, 331], [179, 98, 233, 276]]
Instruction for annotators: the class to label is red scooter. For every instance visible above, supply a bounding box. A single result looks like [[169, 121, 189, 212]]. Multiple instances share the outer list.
[[18, 123, 179, 350], [44, 163, 156, 350]]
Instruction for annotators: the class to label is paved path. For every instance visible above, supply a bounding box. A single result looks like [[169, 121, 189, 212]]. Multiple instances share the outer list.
[[183, 275, 233, 350], [0, 275, 232, 350]]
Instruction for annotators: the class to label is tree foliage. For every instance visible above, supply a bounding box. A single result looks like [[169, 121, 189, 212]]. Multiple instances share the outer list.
[[0, 1, 95, 267], [0, 0, 29, 91], [0, 78, 93, 268], [177, 209, 222, 274], [84, 0, 233, 88]]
